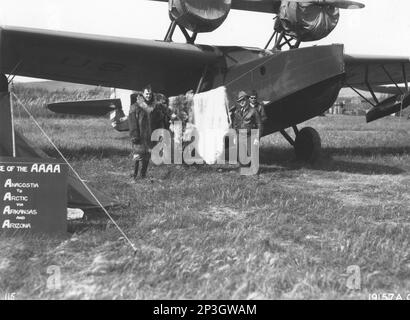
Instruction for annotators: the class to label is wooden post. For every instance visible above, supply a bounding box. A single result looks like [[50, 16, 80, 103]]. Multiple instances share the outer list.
[[0, 74, 14, 156]]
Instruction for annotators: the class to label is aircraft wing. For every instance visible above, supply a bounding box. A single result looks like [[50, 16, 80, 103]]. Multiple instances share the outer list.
[[0, 26, 220, 96], [230, 0, 277, 13], [151, 0, 276, 13], [344, 55, 410, 122], [344, 54, 410, 91]]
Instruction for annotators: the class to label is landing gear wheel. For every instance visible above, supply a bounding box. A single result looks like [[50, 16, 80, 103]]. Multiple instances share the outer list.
[[294, 127, 321, 163]]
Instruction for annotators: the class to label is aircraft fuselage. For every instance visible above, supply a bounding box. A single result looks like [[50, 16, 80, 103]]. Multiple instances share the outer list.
[[109, 44, 345, 136], [205, 44, 345, 136]]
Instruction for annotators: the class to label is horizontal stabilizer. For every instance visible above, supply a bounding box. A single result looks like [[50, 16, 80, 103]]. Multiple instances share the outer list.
[[366, 92, 410, 122], [47, 99, 122, 116]]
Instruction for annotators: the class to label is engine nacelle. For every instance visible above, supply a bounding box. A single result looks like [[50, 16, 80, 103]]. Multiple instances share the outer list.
[[168, 0, 231, 33], [275, 1, 340, 42]]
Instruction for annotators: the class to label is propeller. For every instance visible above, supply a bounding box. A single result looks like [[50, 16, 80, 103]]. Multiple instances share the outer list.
[[276, 0, 365, 9]]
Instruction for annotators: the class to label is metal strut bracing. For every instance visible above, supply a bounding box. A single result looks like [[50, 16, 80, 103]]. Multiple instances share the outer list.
[[178, 25, 197, 44], [164, 19, 197, 44], [349, 85, 376, 107], [365, 65, 379, 104], [265, 29, 301, 51], [349, 64, 410, 123], [348, 66, 378, 107], [264, 17, 301, 51], [195, 65, 209, 94], [280, 129, 295, 146], [403, 63, 409, 92], [7, 60, 23, 84], [279, 125, 300, 147], [381, 65, 403, 94], [349, 64, 410, 108], [164, 20, 177, 42], [380, 64, 410, 116]]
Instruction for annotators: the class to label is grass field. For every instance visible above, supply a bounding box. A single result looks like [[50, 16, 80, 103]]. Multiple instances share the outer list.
[[1, 113, 409, 300]]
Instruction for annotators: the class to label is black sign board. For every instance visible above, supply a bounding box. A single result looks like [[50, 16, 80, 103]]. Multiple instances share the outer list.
[[0, 157, 68, 235]]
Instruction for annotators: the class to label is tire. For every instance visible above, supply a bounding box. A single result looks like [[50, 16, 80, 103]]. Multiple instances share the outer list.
[[294, 127, 321, 163]]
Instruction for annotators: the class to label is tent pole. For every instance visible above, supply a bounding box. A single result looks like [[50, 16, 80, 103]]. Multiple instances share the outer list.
[[0, 74, 15, 157]]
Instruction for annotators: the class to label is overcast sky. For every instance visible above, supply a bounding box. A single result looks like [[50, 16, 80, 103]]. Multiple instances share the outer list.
[[1, 0, 409, 81]]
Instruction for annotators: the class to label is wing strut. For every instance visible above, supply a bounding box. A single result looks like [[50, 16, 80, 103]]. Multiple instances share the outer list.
[[382, 65, 403, 94], [6, 60, 23, 84], [164, 20, 178, 42], [265, 30, 301, 51], [264, 18, 301, 51], [354, 64, 410, 122], [403, 64, 409, 92], [348, 85, 376, 107], [164, 18, 198, 44], [365, 66, 379, 104], [280, 129, 295, 146], [196, 65, 209, 93]]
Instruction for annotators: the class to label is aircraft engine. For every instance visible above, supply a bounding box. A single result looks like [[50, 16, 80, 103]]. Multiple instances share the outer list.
[[275, 1, 340, 42], [168, 0, 231, 33]]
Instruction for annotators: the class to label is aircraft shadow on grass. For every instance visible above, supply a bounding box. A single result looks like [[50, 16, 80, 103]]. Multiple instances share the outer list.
[[42, 146, 132, 160], [259, 147, 408, 175]]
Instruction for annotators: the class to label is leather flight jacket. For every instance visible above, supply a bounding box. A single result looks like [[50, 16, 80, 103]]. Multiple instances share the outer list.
[[129, 95, 170, 152]]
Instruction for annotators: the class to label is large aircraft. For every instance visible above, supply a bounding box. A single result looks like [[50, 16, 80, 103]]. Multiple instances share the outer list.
[[1, 0, 410, 162]]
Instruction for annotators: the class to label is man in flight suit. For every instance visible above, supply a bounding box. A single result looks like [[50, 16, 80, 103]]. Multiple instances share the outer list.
[[128, 85, 170, 180]]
